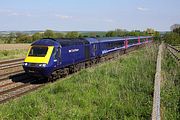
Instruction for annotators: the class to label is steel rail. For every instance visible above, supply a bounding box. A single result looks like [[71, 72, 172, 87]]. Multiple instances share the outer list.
[[0, 58, 24, 65], [167, 44, 180, 62]]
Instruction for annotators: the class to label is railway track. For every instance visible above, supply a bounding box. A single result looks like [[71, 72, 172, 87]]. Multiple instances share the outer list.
[[0, 76, 45, 104], [0, 58, 25, 81], [0, 58, 46, 104], [0, 58, 42, 104], [0, 70, 46, 104], [0, 43, 152, 104], [0, 58, 24, 65], [166, 44, 180, 62]]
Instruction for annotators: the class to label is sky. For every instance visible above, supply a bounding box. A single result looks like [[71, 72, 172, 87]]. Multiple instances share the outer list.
[[0, 0, 179, 31]]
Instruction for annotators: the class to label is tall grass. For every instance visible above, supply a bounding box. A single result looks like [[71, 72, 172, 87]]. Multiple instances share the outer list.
[[0, 44, 158, 120], [161, 48, 180, 120], [0, 49, 27, 60]]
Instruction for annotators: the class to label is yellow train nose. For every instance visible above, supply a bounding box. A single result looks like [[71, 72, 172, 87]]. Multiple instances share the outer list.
[[24, 46, 54, 64]]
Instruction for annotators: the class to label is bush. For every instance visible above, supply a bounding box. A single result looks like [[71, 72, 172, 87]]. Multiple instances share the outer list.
[[163, 32, 180, 45]]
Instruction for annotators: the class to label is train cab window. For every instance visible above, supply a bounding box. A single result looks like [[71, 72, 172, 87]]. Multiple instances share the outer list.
[[58, 47, 61, 58], [53, 47, 61, 60], [93, 44, 97, 51], [52, 48, 57, 59], [28, 46, 48, 57]]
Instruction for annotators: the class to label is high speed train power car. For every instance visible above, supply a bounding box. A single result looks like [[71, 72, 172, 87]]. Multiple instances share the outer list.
[[22, 36, 153, 80]]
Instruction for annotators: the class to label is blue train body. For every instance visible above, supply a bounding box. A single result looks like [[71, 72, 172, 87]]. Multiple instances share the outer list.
[[23, 36, 153, 77]]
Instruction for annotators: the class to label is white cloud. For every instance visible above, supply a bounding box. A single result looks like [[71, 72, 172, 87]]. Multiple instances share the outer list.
[[55, 14, 72, 19], [0, 9, 32, 17], [137, 7, 149, 12], [8, 12, 32, 17]]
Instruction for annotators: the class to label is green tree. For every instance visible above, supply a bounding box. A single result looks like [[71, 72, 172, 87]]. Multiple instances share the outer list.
[[153, 31, 160, 41], [32, 32, 43, 41], [16, 33, 32, 43], [4, 32, 16, 43], [106, 31, 116, 37], [173, 27, 180, 35], [115, 29, 127, 37], [55, 32, 64, 38], [163, 32, 180, 45], [65, 31, 79, 38], [43, 30, 55, 38]]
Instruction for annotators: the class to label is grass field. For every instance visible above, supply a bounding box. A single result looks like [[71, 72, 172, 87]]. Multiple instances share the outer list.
[[0, 44, 29, 60], [161, 48, 180, 120], [0, 49, 28, 60], [0, 44, 158, 120]]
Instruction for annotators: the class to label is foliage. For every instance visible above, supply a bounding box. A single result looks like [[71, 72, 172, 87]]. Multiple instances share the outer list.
[[16, 33, 32, 43], [54, 32, 64, 38], [0, 32, 16, 44], [163, 27, 180, 45], [163, 32, 180, 45], [43, 30, 55, 38], [65, 31, 80, 38], [105, 28, 160, 38], [173, 27, 180, 35], [106, 31, 116, 37], [161, 48, 180, 120], [0, 49, 27, 60], [0, 29, 161, 43], [0, 44, 158, 119], [32, 32, 43, 42]]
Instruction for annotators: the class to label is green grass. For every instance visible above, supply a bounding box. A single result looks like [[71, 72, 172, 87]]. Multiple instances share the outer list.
[[0, 44, 158, 120], [0, 49, 27, 60], [161, 48, 180, 120]]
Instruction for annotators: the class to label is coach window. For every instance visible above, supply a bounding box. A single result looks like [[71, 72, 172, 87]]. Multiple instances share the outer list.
[[120, 41, 124, 47]]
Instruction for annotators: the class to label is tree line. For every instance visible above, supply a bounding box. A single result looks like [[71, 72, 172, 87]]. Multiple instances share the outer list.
[[0, 30, 80, 43], [163, 27, 180, 45], [0, 28, 160, 44]]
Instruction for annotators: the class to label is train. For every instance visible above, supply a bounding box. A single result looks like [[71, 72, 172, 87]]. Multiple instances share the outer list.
[[22, 36, 153, 81]]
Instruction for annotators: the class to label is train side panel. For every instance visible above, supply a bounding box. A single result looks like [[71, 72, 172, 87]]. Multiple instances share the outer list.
[[60, 44, 88, 68]]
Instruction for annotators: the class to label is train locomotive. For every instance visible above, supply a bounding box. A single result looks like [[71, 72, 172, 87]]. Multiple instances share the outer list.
[[22, 36, 153, 80]]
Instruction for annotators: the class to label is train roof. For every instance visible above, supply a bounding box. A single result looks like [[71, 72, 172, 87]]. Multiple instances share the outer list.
[[125, 36, 153, 40], [32, 36, 153, 47], [83, 38, 99, 44], [31, 38, 59, 46], [55, 38, 89, 46], [97, 37, 125, 43]]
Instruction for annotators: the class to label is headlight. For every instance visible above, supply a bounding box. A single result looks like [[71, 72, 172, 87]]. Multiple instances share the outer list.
[[23, 62, 28, 66], [38, 63, 47, 67], [42, 63, 47, 67]]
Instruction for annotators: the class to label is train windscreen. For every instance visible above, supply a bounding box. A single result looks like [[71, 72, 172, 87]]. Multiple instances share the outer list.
[[28, 46, 48, 57]]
